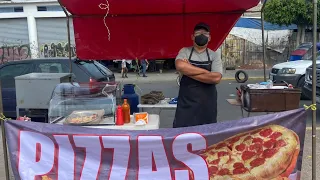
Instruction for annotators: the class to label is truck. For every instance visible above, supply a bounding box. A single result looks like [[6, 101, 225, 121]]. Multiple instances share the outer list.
[[302, 64, 320, 103]]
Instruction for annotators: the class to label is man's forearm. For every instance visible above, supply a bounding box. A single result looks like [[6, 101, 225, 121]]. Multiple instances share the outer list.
[[176, 60, 209, 76], [188, 72, 222, 84]]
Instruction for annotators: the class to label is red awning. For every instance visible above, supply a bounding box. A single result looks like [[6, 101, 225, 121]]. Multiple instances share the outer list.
[[59, 0, 260, 60]]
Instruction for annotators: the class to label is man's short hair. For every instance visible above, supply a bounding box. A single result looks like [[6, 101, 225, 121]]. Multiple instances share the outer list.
[[194, 22, 210, 32]]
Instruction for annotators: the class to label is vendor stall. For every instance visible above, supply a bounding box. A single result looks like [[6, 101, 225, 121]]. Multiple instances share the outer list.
[[0, 0, 318, 178], [48, 82, 160, 130]]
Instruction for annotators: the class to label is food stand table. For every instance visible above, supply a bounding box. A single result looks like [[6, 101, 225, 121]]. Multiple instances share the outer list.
[[138, 98, 177, 115], [53, 114, 160, 130]]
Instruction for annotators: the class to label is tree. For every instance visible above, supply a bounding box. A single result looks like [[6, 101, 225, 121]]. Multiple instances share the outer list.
[[264, 0, 319, 45]]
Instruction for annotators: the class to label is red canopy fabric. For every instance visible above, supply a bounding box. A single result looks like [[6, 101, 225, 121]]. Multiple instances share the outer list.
[[60, 0, 260, 60]]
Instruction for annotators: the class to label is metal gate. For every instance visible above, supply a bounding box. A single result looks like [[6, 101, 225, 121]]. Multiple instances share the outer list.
[[36, 17, 76, 58], [0, 18, 30, 63]]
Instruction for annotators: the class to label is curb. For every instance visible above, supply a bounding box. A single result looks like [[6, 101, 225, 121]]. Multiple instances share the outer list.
[[221, 77, 265, 80], [116, 76, 266, 81], [306, 127, 320, 130]]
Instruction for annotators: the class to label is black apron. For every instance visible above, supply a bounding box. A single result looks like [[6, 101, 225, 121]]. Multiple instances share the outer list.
[[173, 48, 218, 128]]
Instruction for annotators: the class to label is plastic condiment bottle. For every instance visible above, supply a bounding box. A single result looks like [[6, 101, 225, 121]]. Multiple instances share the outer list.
[[116, 106, 124, 125], [122, 99, 131, 123]]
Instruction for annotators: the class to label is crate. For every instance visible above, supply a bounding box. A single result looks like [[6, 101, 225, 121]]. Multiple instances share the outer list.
[[240, 85, 301, 112]]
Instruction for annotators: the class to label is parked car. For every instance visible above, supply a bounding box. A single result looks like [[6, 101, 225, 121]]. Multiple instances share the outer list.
[[289, 42, 320, 61], [0, 58, 115, 119], [269, 51, 320, 99], [303, 64, 320, 103]]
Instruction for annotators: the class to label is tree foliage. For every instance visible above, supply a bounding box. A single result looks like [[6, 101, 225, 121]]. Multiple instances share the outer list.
[[264, 0, 319, 26]]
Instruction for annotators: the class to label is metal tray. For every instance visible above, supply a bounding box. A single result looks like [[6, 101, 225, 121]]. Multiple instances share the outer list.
[[64, 109, 105, 125]]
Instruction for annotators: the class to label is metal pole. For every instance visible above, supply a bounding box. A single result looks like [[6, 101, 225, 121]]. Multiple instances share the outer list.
[[58, 0, 72, 74], [261, 12, 266, 82], [312, 0, 317, 179], [261, 1, 267, 82], [0, 80, 10, 180], [66, 16, 72, 74]]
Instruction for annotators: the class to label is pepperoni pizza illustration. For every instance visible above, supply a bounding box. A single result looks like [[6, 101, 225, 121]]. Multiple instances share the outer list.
[[197, 125, 300, 180]]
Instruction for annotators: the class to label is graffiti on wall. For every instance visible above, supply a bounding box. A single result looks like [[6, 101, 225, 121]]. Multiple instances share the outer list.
[[0, 44, 31, 64], [40, 42, 76, 58]]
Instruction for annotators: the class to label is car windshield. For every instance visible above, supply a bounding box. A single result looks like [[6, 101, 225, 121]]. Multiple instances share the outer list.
[[297, 43, 312, 50], [305, 51, 320, 60], [76, 60, 113, 80]]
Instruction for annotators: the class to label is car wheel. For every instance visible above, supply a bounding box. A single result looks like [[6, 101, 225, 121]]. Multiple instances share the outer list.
[[297, 75, 309, 100]]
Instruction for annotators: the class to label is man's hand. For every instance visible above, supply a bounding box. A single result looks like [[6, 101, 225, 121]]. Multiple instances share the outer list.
[[175, 59, 209, 76]]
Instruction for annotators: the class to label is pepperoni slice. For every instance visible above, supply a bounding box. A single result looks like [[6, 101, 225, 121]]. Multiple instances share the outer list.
[[269, 132, 282, 139], [210, 159, 220, 165], [215, 143, 227, 149], [263, 139, 277, 148], [229, 136, 241, 144], [250, 158, 265, 167], [208, 166, 218, 174], [249, 143, 261, 150], [259, 128, 273, 137], [242, 151, 256, 161], [233, 167, 248, 175], [233, 162, 245, 169], [235, 144, 246, 151], [276, 139, 287, 147], [218, 151, 229, 157], [243, 136, 252, 141], [249, 144, 263, 155], [217, 168, 230, 176], [252, 138, 263, 144], [263, 149, 278, 158]]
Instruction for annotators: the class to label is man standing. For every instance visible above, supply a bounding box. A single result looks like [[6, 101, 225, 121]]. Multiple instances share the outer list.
[[121, 59, 128, 78], [140, 59, 149, 77], [173, 22, 223, 128]]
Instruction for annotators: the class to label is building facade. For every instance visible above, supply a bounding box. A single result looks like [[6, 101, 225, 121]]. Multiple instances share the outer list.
[[0, 0, 76, 64]]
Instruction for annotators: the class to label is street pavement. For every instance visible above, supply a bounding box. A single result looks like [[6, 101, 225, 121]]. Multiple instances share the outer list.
[[116, 69, 271, 83], [0, 72, 319, 179]]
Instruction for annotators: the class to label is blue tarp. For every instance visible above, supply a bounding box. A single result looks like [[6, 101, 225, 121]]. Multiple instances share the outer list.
[[235, 17, 297, 30]]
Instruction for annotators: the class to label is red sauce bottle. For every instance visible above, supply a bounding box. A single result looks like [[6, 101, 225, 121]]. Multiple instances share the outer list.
[[116, 105, 124, 125]]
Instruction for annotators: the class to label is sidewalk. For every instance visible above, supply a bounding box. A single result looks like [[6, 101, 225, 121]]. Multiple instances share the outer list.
[[115, 69, 270, 83]]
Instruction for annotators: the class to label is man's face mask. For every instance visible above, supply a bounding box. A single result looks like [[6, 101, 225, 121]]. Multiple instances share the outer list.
[[194, 31, 210, 47]]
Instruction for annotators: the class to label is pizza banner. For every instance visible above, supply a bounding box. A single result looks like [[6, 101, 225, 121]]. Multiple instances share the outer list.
[[5, 108, 307, 180]]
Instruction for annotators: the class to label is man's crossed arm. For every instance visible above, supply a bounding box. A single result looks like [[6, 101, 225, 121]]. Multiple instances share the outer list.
[[175, 59, 222, 84]]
